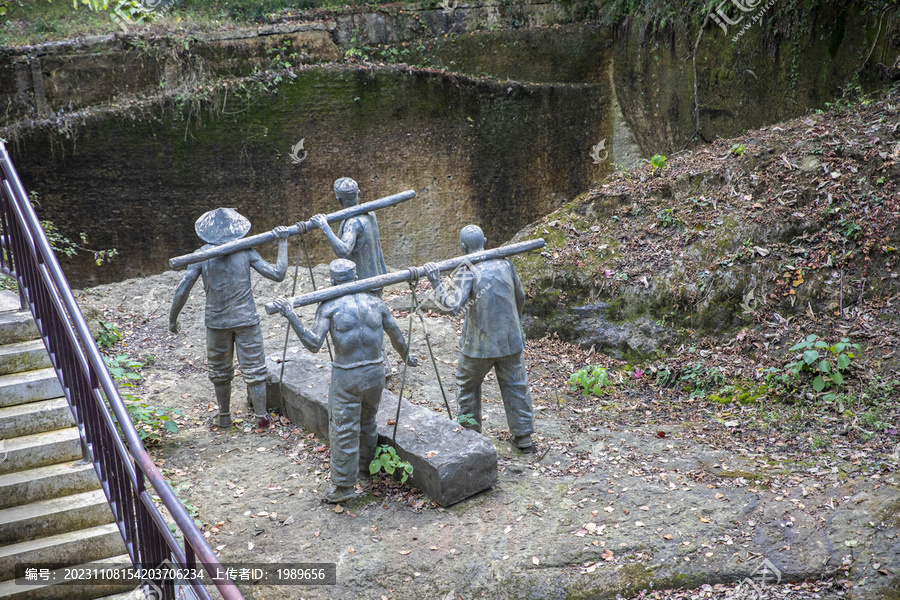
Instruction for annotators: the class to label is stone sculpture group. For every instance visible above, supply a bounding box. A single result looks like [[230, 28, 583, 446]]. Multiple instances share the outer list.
[[169, 178, 539, 503]]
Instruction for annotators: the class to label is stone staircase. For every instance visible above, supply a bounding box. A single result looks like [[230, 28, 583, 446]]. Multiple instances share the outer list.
[[0, 305, 136, 600]]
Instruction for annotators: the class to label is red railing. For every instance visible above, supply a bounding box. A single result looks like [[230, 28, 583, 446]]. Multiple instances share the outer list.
[[0, 142, 244, 600]]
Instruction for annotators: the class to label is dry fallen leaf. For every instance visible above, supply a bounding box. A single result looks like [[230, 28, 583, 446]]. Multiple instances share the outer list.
[[399, 550, 411, 555], [663, 534, 674, 540], [532, 557, 540, 565]]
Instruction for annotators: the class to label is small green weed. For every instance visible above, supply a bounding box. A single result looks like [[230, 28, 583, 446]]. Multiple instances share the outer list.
[[97, 320, 121, 349], [118, 403, 183, 444], [456, 413, 479, 428], [568, 365, 612, 397], [369, 445, 413, 483], [730, 143, 746, 156], [656, 208, 683, 228], [104, 353, 148, 382], [649, 154, 667, 174], [782, 335, 862, 401]]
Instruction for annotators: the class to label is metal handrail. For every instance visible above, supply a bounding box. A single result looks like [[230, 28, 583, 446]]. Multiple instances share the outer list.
[[0, 142, 244, 600]]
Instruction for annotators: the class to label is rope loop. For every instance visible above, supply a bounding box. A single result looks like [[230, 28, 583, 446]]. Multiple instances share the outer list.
[[406, 266, 420, 287]]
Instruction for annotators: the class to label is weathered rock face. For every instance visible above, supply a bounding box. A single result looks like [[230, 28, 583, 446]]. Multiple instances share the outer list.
[[3, 1, 898, 288], [11, 66, 613, 287]]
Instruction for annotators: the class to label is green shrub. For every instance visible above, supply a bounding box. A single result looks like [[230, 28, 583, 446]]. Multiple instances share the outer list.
[[369, 445, 413, 483], [568, 365, 611, 396], [782, 335, 861, 401]]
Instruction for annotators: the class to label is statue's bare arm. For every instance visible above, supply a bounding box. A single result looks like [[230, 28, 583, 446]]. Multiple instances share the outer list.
[[273, 298, 331, 354], [310, 214, 359, 258], [382, 303, 418, 366], [169, 263, 201, 333], [249, 226, 290, 282]]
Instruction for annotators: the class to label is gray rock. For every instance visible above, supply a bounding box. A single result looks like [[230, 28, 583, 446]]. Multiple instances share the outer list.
[[267, 352, 498, 507]]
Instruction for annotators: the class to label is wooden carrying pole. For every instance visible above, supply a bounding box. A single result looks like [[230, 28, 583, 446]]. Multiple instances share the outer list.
[[168, 189, 417, 269], [264, 238, 546, 313]]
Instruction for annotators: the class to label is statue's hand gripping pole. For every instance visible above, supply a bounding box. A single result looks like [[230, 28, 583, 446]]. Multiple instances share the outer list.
[[168, 190, 416, 269], [264, 238, 546, 313]]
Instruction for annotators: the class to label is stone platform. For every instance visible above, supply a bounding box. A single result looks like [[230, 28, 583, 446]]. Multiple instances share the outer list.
[[266, 352, 498, 507]]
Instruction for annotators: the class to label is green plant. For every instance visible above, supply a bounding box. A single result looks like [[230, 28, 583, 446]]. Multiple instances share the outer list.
[[649, 154, 667, 173], [104, 353, 147, 382], [118, 402, 183, 443], [568, 365, 611, 396], [31, 192, 118, 265], [783, 335, 861, 401], [730, 143, 746, 156], [104, 352, 180, 443], [456, 413, 479, 428], [839, 219, 862, 242], [369, 445, 413, 483], [96, 320, 121, 349], [678, 362, 726, 398], [656, 208, 682, 228]]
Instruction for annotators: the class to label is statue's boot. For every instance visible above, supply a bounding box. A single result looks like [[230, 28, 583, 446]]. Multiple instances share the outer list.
[[213, 382, 233, 428], [248, 382, 269, 429], [325, 485, 357, 504]]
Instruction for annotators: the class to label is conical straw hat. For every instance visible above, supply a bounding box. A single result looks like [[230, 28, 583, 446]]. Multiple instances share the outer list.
[[195, 208, 251, 245]]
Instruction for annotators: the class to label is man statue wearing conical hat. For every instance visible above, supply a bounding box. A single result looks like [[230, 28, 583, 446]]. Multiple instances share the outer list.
[[310, 178, 387, 288], [169, 208, 290, 430], [272, 259, 418, 503]]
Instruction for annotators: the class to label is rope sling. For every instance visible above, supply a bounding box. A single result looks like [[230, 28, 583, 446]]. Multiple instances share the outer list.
[[392, 268, 454, 445]]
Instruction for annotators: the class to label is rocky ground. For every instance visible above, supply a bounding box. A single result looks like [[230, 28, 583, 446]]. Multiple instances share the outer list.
[[74, 254, 900, 600]]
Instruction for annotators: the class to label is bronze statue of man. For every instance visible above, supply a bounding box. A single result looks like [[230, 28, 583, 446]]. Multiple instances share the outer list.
[[310, 177, 387, 287], [169, 208, 290, 430], [423, 225, 535, 452], [273, 259, 418, 503]]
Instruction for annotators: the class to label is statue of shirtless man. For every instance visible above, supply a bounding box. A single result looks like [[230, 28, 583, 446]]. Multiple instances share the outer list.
[[273, 259, 418, 503]]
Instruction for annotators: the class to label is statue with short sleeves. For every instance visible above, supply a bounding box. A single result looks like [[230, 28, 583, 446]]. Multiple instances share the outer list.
[[423, 225, 535, 452], [169, 208, 290, 430], [310, 178, 387, 290]]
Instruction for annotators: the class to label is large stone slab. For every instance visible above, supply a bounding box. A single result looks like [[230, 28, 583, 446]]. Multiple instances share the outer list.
[[266, 352, 498, 507]]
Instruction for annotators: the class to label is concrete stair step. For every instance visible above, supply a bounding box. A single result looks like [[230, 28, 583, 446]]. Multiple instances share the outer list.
[[0, 461, 101, 510], [0, 523, 125, 581], [0, 554, 134, 600], [0, 311, 39, 346], [0, 368, 63, 409], [0, 489, 114, 545], [0, 398, 74, 441], [0, 428, 82, 476], [0, 340, 51, 377]]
